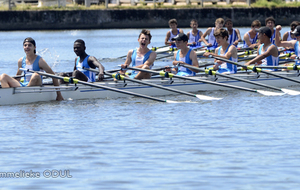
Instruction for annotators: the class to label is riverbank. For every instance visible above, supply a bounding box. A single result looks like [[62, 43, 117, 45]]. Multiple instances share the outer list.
[[0, 6, 299, 30]]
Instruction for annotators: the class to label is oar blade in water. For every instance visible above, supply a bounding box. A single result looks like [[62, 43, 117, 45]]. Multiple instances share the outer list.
[[281, 88, 300, 95], [195, 94, 222, 100], [256, 90, 285, 96]]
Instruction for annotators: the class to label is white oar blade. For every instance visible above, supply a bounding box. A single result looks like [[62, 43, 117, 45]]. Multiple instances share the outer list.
[[281, 88, 300, 96], [196, 94, 222, 100], [256, 90, 285, 96], [166, 100, 179, 103]]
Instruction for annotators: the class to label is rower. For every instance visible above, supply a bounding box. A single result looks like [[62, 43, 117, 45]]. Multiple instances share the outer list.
[[245, 27, 279, 70], [225, 19, 242, 47], [275, 25, 300, 65], [165, 33, 199, 76], [265, 16, 280, 45], [186, 19, 203, 49], [164, 19, 184, 47], [203, 28, 238, 74], [243, 20, 261, 49], [120, 29, 157, 79], [0, 37, 63, 101], [201, 18, 224, 51], [282, 21, 300, 42]]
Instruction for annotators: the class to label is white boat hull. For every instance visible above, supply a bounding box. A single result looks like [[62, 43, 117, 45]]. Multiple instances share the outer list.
[[1, 71, 300, 105]]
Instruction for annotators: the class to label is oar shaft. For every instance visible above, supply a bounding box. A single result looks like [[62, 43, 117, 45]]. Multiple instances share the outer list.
[[126, 66, 257, 93], [212, 55, 300, 85], [19, 68, 169, 103], [86, 68, 198, 98], [179, 64, 282, 91]]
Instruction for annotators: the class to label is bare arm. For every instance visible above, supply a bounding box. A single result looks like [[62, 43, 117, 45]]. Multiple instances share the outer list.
[[234, 29, 242, 46], [39, 58, 63, 101], [88, 56, 105, 81], [15, 58, 23, 82], [282, 31, 289, 41], [245, 44, 277, 66], [201, 28, 212, 46], [275, 25, 295, 48], [164, 31, 172, 46]]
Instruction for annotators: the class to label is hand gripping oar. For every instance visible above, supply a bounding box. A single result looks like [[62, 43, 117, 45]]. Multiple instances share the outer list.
[[123, 66, 283, 96], [19, 68, 178, 103], [177, 63, 287, 95], [210, 55, 300, 95], [84, 67, 222, 101]]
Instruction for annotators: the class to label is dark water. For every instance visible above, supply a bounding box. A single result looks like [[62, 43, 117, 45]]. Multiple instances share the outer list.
[[1, 27, 300, 190]]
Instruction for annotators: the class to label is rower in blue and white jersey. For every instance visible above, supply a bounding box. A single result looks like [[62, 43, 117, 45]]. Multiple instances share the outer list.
[[246, 27, 279, 71], [202, 18, 224, 51], [286, 31, 296, 41], [243, 32, 258, 48], [130, 48, 153, 78], [225, 19, 242, 47], [187, 19, 203, 49], [164, 18, 184, 48], [243, 20, 261, 49], [165, 33, 199, 76], [258, 44, 279, 70], [203, 28, 238, 74], [21, 55, 44, 85], [187, 29, 202, 47], [265, 17, 280, 45], [73, 39, 105, 82], [0, 37, 63, 101], [75, 55, 96, 82], [121, 29, 157, 79], [275, 25, 300, 65], [216, 45, 237, 73]]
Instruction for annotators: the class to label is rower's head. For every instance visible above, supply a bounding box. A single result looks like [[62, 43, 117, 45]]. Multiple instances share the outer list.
[[171, 33, 188, 49], [225, 19, 233, 29], [255, 27, 272, 42], [213, 28, 229, 45], [190, 19, 198, 29], [291, 25, 300, 40], [215, 18, 224, 29], [138, 29, 152, 47], [73, 39, 86, 56], [23, 37, 36, 54], [265, 17, 275, 29], [251, 20, 261, 30], [290, 21, 300, 31], [168, 19, 178, 30]]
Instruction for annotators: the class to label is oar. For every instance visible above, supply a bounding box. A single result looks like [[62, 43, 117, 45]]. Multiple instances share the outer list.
[[123, 67, 284, 96], [177, 63, 294, 94], [210, 55, 300, 95], [19, 68, 178, 103], [151, 45, 169, 51], [84, 67, 221, 101]]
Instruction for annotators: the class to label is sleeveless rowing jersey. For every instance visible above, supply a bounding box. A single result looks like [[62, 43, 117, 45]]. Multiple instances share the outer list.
[[176, 49, 195, 76], [208, 27, 218, 49], [188, 30, 202, 47], [228, 28, 238, 46], [287, 31, 296, 41], [259, 44, 279, 71], [243, 32, 258, 48], [270, 29, 276, 45], [76, 55, 96, 82], [131, 49, 153, 76], [21, 55, 43, 83], [217, 45, 237, 74], [293, 41, 300, 65], [169, 29, 180, 42]]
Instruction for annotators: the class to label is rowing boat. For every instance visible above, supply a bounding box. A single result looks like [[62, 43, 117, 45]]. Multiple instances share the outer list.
[[1, 68, 300, 105]]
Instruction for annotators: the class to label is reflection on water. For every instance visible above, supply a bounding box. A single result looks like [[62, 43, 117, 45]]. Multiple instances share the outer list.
[[1, 27, 300, 189]]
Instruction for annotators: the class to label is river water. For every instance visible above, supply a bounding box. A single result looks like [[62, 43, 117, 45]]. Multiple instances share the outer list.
[[1, 27, 300, 189]]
